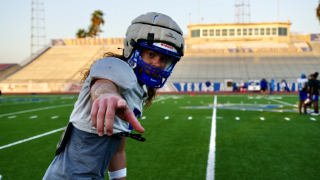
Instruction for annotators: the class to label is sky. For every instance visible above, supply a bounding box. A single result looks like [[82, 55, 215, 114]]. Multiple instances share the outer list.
[[0, 0, 319, 64]]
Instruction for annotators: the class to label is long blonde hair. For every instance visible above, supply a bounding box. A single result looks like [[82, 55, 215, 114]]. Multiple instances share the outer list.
[[80, 52, 157, 110]]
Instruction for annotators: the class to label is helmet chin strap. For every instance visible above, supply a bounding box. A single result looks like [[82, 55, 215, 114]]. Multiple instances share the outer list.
[[138, 70, 161, 87]]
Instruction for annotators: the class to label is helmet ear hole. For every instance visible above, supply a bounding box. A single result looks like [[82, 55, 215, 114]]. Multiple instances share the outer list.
[[130, 39, 136, 48]]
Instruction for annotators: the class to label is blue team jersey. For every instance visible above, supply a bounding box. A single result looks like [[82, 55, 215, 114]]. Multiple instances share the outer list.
[[261, 81, 268, 88]]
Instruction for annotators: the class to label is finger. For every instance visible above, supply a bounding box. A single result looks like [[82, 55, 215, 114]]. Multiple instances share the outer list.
[[105, 96, 117, 136], [117, 99, 127, 109], [91, 100, 99, 129], [123, 109, 145, 133], [96, 99, 107, 136]]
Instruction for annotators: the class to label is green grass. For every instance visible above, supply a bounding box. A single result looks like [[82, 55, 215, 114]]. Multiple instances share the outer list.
[[0, 94, 319, 179]]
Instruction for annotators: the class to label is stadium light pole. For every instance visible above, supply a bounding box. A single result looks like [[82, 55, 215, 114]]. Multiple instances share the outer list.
[[31, 0, 46, 60]]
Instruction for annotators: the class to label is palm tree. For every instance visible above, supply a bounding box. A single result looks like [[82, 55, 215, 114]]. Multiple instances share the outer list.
[[91, 10, 105, 37], [87, 25, 97, 37], [76, 29, 87, 38], [317, 1, 320, 24]]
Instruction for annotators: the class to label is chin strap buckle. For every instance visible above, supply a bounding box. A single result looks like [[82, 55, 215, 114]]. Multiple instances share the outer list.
[[116, 132, 146, 142]]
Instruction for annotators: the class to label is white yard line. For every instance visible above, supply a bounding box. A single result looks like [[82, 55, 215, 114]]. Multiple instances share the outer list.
[[153, 96, 173, 103], [0, 127, 66, 150], [0, 104, 74, 117], [206, 95, 217, 180], [267, 99, 292, 106], [0, 101, 50, 106]]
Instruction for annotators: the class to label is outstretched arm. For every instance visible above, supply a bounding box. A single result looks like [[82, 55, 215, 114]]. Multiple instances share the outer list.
[[90, 79, 145, 136]]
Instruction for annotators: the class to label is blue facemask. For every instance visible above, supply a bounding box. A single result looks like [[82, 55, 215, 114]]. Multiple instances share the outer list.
[[127, 41, 181, 88]]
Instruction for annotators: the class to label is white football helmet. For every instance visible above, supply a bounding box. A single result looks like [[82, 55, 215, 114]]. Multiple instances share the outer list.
[[123, 12, 184, 88]]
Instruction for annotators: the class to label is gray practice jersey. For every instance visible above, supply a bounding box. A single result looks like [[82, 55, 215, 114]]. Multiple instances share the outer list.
[[70, 57, 147, 134]]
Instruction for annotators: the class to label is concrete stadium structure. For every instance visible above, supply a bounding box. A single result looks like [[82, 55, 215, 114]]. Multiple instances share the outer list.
[[0, 22, 319, 93]]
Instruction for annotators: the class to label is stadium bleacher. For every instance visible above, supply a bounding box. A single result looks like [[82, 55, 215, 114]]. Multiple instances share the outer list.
[[191, 43, 237, 49], [169, 53, 320, 83], [293, 42, 310, 48], [1, 45, 122, 83], [242, 43, 289, 48], [0, 63, 21, 80]]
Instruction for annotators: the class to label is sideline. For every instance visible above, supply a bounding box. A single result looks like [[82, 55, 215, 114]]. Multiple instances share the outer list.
[[0, 104, 74, 117], [206, 95, 217, 180], [0, 127, 65, 150]]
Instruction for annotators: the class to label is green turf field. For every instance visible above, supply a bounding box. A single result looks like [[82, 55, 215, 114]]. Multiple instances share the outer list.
[[0, 94, 319, 180]]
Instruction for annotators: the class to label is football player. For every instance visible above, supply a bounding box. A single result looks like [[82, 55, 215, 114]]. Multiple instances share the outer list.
[[43, 12, 184, 180], [297, 74, 308, 114], [260, 78, 268, 97], [309, 72, 319, 115]]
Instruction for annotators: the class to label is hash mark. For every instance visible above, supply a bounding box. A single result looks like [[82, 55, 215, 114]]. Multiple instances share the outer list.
[[310, 118, 316, 121]]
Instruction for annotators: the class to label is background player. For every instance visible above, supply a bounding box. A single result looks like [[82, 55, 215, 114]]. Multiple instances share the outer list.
[[309, 72, 319, 115], [43, 12, 185, 180], [260, 78, 268, 97], [297, 74, 308, 114]]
